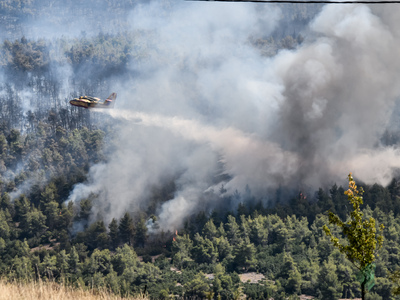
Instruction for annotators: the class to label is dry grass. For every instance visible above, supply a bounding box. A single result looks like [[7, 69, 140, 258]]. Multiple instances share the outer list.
[[0, 279, 149, 300]]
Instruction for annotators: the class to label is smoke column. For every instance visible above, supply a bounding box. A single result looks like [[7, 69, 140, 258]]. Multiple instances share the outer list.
[[67, 1, 400, 230]]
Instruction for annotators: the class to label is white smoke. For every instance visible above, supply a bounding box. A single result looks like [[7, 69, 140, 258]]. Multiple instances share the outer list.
[[67, 2, 400, 230], [105, 110, 299, 228]]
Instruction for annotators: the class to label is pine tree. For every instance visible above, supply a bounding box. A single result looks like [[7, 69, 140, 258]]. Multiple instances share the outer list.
[[56, 249, 69, 278], [134, 217, 147, 248], [68, 246, 81, 276], [234, 236, 257, 272], [108, 218, 119, 249], [279, 251, 302, 295], [202, 219, 219, 240], [118, 212, 135, 246], [318, 257, 342, 300]]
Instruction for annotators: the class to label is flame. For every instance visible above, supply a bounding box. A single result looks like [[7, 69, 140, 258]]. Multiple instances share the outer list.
[[172, 230, 178, 242]]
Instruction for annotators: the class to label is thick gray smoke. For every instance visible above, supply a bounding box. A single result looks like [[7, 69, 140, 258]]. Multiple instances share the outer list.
[[0, 1, 132, 41], [68, 1, 400, 230]]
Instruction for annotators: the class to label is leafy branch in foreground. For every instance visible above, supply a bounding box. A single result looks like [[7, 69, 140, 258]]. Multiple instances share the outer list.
[[323, 173, 384, 300]]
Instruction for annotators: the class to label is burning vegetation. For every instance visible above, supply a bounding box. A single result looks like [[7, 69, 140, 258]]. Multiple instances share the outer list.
[[0, 0, 399, 299]]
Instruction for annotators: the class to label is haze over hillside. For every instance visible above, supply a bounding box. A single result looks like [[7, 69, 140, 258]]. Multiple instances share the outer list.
[[66, 1, 400, 230], [3, 1, 400, 229], [1, 1, 400, 299], [1, 0, 400, 231]]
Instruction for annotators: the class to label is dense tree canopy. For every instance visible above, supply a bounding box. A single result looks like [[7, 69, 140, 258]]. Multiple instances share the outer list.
[[0, 2, 398, 299]]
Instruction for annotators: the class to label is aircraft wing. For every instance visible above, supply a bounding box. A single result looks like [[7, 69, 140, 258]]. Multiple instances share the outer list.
[[70, 92, 116, 109]]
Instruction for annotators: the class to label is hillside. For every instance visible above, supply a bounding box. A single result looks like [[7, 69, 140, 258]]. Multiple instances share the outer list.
[[1, 0, 400, 300]]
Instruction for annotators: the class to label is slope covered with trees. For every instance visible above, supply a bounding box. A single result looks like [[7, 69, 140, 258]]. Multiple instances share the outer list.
[[0, 124, 399, 299], [0, 1, 399, 300]]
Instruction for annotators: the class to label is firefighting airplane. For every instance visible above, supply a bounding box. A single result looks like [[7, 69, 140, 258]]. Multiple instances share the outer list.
[[69, 92, 117, 109]]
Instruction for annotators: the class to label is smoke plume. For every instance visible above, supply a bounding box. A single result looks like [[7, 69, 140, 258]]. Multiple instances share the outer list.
[[67, 1, 400, 230]]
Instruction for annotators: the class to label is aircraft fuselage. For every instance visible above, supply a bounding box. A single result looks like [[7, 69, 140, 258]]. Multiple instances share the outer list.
[[69, 93, 116, 109]]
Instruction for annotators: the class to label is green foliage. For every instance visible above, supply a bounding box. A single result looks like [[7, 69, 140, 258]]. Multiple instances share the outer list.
[[108, 218, 120, 250], [134, 217, 148, 248], [0, 209, 10, 239], [56, 249, 69, 277], [324, 174, 384, 269], [323, 173, 385, 299], [118, 212, 135, 246], [317, 257, 343, 300], [84, 221, 109, 251], [389, 270, 400, 296], [234, 236, 257, 272], [192, 233, 218, 265], [111, 244, 139, 276], [202, 219, 219, 240], [172, 234, 193, 270], [0, 5, 334, 298], [2, 37, 49, 72], [0, 104, 399, 300], [243, 282, 272, 299], [184, 273, 210, 299], [68, 246, 82, 277]]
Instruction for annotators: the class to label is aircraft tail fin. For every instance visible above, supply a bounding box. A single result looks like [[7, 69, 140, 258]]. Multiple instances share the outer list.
[[103, 92, 117, 107]]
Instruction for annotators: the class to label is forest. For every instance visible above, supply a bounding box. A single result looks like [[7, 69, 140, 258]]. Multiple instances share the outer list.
[[0, 1, 400, 300], [1, 122, 400, 300]]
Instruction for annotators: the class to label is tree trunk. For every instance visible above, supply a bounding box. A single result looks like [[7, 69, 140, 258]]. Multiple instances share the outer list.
[[361, 281, 366, 300]]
